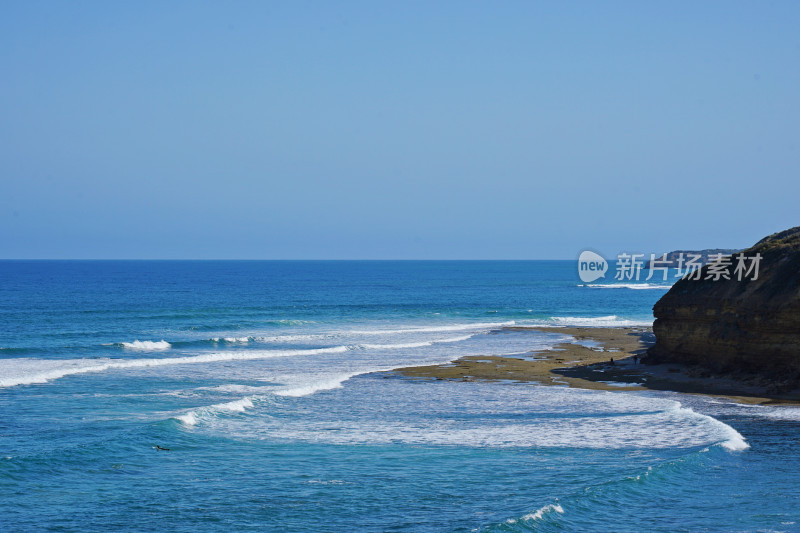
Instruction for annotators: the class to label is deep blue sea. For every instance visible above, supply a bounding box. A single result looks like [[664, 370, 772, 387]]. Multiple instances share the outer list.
[[1, 261, 798, 532]]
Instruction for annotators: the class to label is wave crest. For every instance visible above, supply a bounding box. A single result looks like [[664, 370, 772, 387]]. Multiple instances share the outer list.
[[120, 340, 171, 351], [506, 503, 565, 524], [581, 283, 674, 290], [546, 315, 653, 327], [0, 345, 351, 388]]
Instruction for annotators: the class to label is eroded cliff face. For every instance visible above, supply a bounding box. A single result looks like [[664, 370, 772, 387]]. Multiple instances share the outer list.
[[649, 227, 800, 380]]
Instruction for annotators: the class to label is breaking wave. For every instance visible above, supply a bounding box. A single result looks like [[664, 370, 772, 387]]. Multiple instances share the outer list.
[[359, 334, 475, 350], [506, 503, 565, 524], [120, 340, 171, 351], [544, 315, 654, 327], [581, 283, 674, 290], [0, 346, 350, 388], [348, 321, 516, 336], [175, 397, 255, 426]]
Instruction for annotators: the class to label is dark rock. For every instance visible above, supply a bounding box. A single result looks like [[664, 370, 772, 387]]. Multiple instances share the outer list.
[[649, 227, 800, 381]]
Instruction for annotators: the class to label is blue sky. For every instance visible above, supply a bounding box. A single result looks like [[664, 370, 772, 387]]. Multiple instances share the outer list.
[[2, 1, 798, 259]]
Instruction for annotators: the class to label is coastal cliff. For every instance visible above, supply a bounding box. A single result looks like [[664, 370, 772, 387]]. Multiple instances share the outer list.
[[649, 227, 800, 386], [644, 249, 740, 269]]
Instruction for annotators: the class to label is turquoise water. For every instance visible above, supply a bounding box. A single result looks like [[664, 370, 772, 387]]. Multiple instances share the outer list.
[[1, 261, 798, 532]]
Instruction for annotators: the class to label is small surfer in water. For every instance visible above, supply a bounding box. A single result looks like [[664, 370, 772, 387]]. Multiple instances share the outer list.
[[155, 445, 170, 451]]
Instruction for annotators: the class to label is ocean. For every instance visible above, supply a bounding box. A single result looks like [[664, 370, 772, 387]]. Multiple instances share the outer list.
[[1, 260, 798, 532]]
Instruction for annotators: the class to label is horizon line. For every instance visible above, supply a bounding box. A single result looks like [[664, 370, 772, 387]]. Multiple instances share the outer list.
[[0, 258, 580, 262]]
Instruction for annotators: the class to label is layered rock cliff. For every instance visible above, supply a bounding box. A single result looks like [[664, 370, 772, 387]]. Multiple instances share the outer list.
[[649, 227, 800, 382]]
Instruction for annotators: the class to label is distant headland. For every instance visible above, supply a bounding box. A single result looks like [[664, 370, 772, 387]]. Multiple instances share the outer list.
[[644, 249, 741, 269]]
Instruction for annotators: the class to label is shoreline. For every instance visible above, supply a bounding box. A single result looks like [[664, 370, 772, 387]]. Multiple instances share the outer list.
[[388, 326, 800, 405]]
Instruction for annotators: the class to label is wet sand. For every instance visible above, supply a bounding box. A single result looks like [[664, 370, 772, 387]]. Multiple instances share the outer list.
[[389, 326, 800, 405]]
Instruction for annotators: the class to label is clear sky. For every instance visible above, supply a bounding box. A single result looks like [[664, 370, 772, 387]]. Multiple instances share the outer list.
[[1, 1, 798, 259]]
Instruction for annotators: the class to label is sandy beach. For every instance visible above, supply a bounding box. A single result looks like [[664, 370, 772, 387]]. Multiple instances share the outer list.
[[390, 326, 800, 405]]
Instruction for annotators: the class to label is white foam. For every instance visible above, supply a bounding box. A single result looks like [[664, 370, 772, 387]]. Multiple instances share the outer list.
[[214, 397, 254, 412], [546, 315, 653, 327], [739, 404, 800, 422], [249, 321, 515, 351], [175, 412, 198, 425], [669, 404, 749, 451], [176, 397, 255, 426], [174, 369, 397, 426], [359, 334, 474, 350], [0, 320, 521, 390], [223, 336, 250, 343], [360, 341, 436, 349], [582, 283, 674, 290], [197, 384, 274, 394], [254, 333, 326, 343], [120, 340, 171, 351], [270, 319, 314, 326], [273, 374, 356, 398], [719, 435, 749, 451], [221, 383, 748, 452], [348, 321, 515, 336], [253, 321, 511, 345], [271, 367, 396, 398], [599, 381, 643, 387], [0, 345, 350, 388], [507, 503, 565, 523], [210, 336, 252, 343]]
